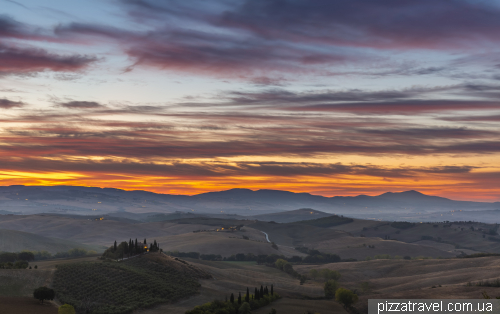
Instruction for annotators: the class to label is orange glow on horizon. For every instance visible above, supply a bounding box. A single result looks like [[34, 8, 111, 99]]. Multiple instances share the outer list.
[[0, 169, 498, 202]]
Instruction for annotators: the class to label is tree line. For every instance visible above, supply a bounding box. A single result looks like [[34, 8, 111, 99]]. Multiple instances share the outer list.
[[185, 284, 279, 314]]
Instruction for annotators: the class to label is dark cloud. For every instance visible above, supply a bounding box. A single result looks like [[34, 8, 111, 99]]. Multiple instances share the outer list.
[[217, 0, 500, 49], [59, 101, 104, 109], [44, 0, 500, 79], [0, 44, 97, 74], [0, 98, 24, 109], [356, 127, 497, 140], [0, 157, 479, 179], [0, 15, 28, 38]]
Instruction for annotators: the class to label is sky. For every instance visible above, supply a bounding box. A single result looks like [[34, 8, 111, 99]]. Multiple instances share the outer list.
[[1, 0, 500, 201]]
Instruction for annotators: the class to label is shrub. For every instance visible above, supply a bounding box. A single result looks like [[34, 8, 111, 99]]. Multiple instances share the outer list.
[[275, 259, 287, 270], [58, 304, 76, 314], [319, 269, 341, 281], [335, 288, 358, 308], [14, 260, 29, 269], [324, 280, 338, 299], [239, 302, 251, 314]]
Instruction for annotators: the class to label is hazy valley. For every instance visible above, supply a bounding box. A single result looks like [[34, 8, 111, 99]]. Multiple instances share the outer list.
[[2, 186, 500, 313]]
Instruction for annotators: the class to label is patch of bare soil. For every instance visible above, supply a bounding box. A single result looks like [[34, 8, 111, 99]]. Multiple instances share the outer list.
[[0, 296, 58, 314]]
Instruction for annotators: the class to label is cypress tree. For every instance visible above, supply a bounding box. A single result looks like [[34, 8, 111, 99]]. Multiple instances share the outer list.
[[245, 287, 249, 302], [230, 293, 234, 303], [225, 295, 228, 302], [150, 243, 153, 251], [114, 240, 117, 251], [144, 238, 147, 244], [255, 288, 259, 300], [265, 286, 269, 295], [238, 292, 242, 305], [271, 284, 274, 296], [260, 285, 264, 298]]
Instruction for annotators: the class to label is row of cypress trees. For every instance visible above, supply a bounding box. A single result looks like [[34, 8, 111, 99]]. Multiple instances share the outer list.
[[105, 238, 160, 259], [228, 284, 273, 304]]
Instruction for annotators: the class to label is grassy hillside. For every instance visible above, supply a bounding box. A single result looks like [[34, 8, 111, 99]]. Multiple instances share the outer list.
[[295, 256, 500, 313], [0, 215, 214, 246], [0, 229, 102, 254], [155, 232, 295, 257], [294, 215, 354, 228], [252, 208, 333, 223], [53, 253, 208, 314], [331, 220, 500, 253], [251, 221, 348, 247]]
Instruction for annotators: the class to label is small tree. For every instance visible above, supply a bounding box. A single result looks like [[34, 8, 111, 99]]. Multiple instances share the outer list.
[[238, 292, 242, 304], [114, 240, 117, 251], [34, 286, 55, 304], [275, 259, 287, 270], [335, 288, 358, 308], [230, 293, 234, 303], [246, 287, 250, 302], [239, 302, 251, 314], [58, 304, 76, 314], [324, 280, 338, 299]]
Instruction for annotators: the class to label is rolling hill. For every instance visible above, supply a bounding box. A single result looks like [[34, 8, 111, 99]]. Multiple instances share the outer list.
[[0, 229, 102, 254]]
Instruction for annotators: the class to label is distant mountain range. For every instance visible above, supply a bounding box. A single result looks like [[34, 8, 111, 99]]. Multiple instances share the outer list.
[[0, 186, 498, 222]]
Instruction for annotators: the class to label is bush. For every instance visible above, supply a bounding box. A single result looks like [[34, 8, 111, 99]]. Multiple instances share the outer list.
[[324, 280, 338, 299], [58, 304, 76, 314], [239, 302, 251, 314], [335, 288, 358, 308], [319, 269, 341, 281], [14, 260, 29, 269], [275, 259, 287, 270]]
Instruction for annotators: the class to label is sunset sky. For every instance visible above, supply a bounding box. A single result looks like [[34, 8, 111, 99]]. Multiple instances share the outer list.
[[1, 0, 500, 201]]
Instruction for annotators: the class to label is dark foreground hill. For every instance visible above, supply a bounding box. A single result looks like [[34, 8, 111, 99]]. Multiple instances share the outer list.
[[53, 253, 209, 314]]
